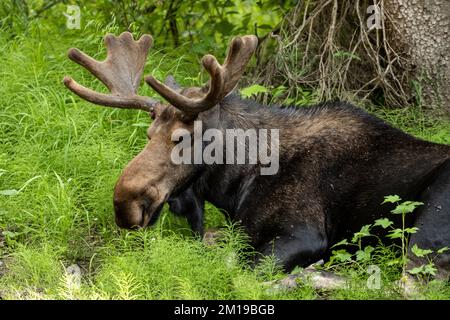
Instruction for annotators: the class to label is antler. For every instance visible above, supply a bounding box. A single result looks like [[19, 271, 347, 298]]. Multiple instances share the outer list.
[[145, 35, 258, 116], [63, 32, 158, 111]]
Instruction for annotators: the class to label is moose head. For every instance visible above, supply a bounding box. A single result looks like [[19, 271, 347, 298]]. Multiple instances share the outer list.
[[63, 32, 258, 229]]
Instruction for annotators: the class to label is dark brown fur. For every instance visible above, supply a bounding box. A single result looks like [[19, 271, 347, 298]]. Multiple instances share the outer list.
[[163, 94, 450, 276]]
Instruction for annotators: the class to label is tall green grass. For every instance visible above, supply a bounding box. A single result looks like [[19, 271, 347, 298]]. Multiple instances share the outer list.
[[0, 19, 449, 300]]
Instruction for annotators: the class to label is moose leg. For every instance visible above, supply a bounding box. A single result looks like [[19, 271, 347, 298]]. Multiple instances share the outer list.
[[167, 186, 205, 237], [408, 160, 450, 280], [255, 225, 347, 291], [255, 224, 328, 272]]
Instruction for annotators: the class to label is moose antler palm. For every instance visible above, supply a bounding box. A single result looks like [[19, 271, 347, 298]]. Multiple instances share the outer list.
[[63, 32, 158, 111], [63, 32, 258, 115]]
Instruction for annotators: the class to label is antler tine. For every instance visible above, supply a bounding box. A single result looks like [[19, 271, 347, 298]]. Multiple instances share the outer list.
[[145, 35, 258, 116], [63, 32, 158, 111]]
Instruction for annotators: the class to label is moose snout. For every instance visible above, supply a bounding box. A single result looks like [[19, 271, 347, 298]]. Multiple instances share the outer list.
[[113, 166, 168, 229], [113, 199, 146, 229]]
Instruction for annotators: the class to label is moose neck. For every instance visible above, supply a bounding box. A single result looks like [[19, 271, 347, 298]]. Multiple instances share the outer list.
[[194, 94, 274, 217]]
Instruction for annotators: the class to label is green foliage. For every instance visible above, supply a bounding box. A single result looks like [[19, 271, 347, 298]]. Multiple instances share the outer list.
[[240, 84, 268, 98], [351, 225, 372, 244], [333, 50, 361, 61], [326, 195, 449, 291], [329, 249, 353, 264], [382, 195, 402, 204], [240, 83, 317, 106], [389, 201, 423, 215], [408, 263, 437, 277], [0, 0, 292, 52], [373, 218, 393, 229], [411, 244, 433, 258], [355, 246, 375, 262], [437, 247, 449, 254]]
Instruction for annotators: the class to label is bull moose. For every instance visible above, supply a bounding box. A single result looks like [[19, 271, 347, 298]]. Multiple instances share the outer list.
[[63, 32, 450, 280]]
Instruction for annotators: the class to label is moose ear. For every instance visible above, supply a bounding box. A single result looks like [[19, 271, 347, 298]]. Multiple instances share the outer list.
[[164, 75, 182, 91]]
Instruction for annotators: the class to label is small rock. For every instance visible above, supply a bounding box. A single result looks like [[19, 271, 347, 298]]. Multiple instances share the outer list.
[[203, 228, 222, 246], [65, 264, 82, 290], [264, 260, 347, 294], [0, 259, 6, 278], [66, 264, 82, 276], [398, 273, 421, 299], [0, 230, 4, 248], [303, 269, 347, 290]]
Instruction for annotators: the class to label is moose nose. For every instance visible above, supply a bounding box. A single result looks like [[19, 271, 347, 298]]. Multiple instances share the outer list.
[[113, 200, 145, 229]]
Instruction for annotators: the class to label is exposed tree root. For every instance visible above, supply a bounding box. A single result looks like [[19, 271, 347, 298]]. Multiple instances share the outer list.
[[255, 0, 418, 109]]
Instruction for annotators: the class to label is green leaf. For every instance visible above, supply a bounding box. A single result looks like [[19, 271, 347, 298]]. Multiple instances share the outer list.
[[382, 195, 401, 204], [1, 230, 18, 238], [132, 123, 149, 127], [290, 266, 303, 275], [331, 238, 349, 248], [391, 201, 423, 214], [373, 218, 393, 229], [223, 0, 234, 7], [240, 84, 268, 98], [284, 97, 295, 105], [424, 263, 437, 276], [411, 244, 433, 257], [404, 227, 419, 234], [272, 85, 286, 99], [333, 50, 361, 61], [387, 257, 402, 266], [215, 20, 235, 35], [351, 224, 371, 243], [356, 246, 375, 261], [387, 228, 403, 239], [0, 189, 19, 196], [257, 24, 274, 30], [332, 249, 353, 263], [409, 262, 437, 276], [0, 175, 41, 197], [408, 266, 425, 275], [437, 246, 449, 254], [365, 245, 375, 253]]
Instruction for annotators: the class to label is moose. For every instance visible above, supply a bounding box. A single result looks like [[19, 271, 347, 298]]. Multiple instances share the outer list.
[[63, 32, 450, 281]]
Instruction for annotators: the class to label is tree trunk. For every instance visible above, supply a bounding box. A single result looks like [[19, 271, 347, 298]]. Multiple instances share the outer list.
[[384, 0, 450, 113]]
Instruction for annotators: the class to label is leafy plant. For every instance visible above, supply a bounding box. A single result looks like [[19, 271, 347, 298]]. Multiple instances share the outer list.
[[333, 50, 361, 61], [408, 244, 449, 278], [327, 195, 449, 287], [240, 84, 269, 98], [380, 196, 422, 273]]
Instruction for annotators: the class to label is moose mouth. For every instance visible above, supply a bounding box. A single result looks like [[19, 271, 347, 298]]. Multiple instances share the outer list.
[[140, 197, 167, 228], [146, 202, 164, 226]]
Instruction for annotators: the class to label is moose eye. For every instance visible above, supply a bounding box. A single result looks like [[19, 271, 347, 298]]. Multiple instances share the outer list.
[[149, 109, 156, 120]]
